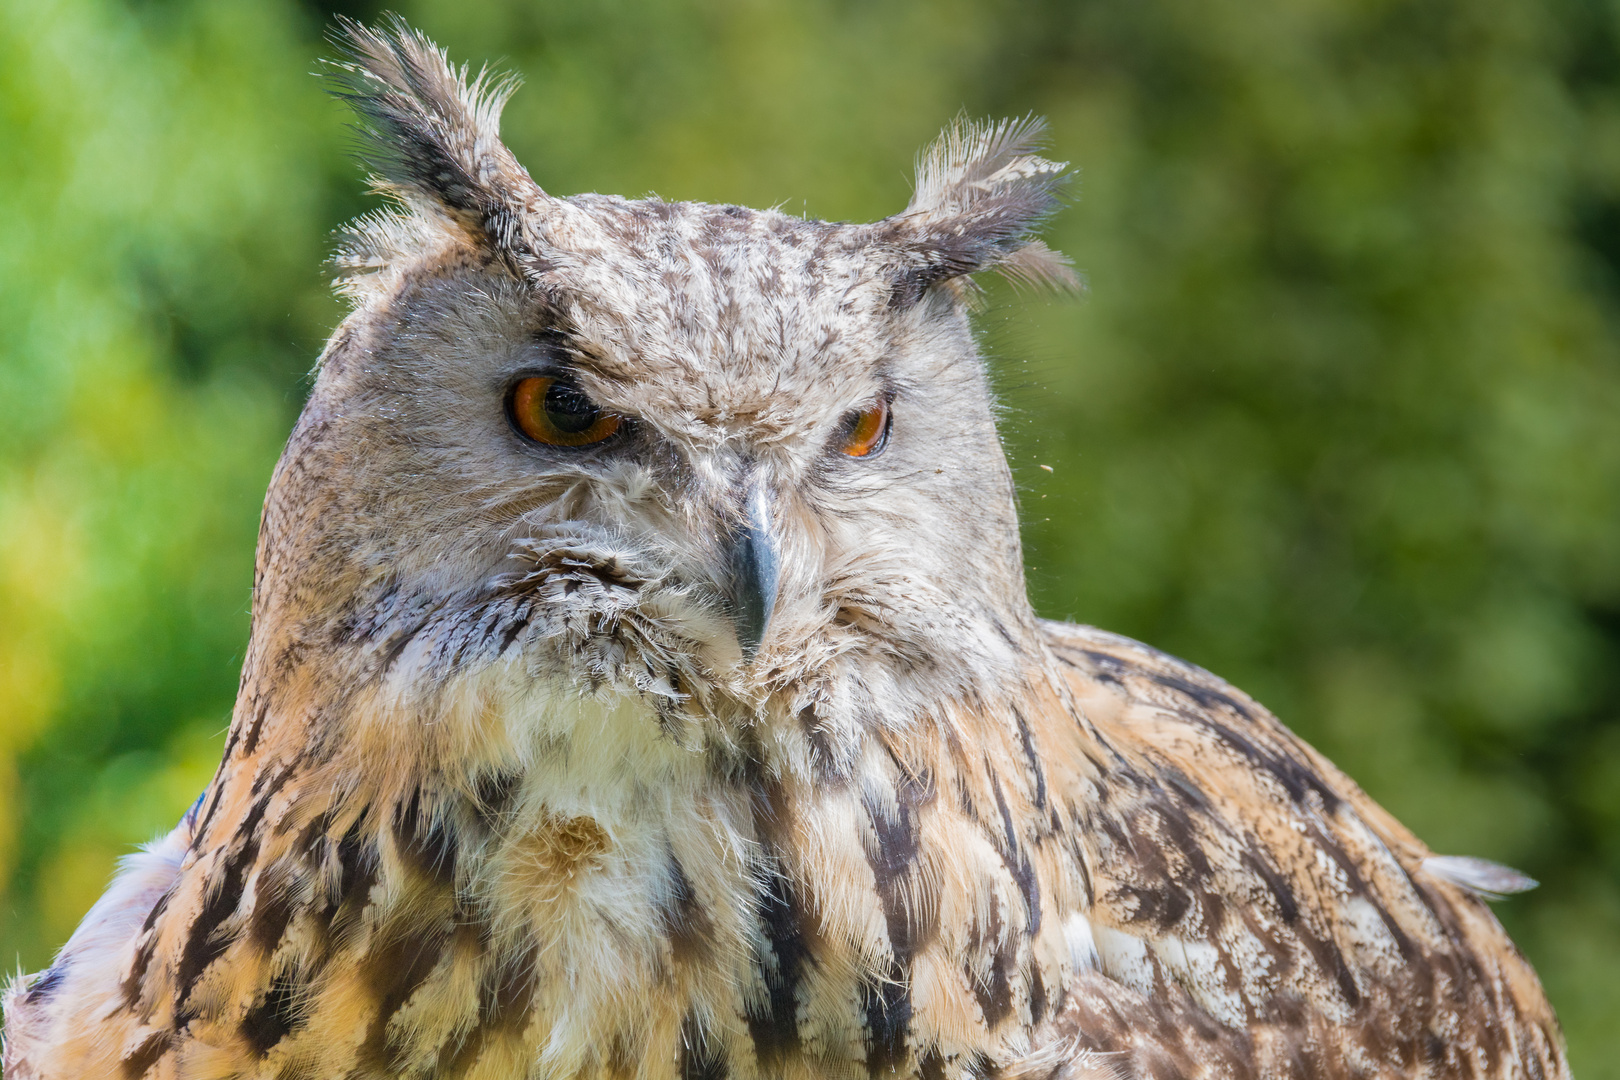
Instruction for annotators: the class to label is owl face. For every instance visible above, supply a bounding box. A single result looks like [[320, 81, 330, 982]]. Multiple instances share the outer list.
[[309, 201, 1015, 680], [253, 24, 1073, 724]]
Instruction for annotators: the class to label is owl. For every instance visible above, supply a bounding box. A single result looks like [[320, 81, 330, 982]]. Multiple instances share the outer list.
[[3, 17, 1568, 1080]]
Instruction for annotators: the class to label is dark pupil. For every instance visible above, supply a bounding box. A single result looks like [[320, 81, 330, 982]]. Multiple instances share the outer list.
[[543, 381, 598, 433]]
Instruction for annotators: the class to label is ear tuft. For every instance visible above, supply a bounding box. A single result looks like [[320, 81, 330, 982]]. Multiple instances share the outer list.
[[886, 115, 1079, 305], [995, 240, 1084, 295], [907, 115, 1065, 222], [329, 15, 538, 250]]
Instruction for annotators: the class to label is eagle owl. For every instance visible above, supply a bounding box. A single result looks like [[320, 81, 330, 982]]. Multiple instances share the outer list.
[[3, 18, 1568, 1080]]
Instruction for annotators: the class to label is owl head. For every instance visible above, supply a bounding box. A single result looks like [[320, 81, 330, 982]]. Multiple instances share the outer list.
[[250, 19, 1074, 755]]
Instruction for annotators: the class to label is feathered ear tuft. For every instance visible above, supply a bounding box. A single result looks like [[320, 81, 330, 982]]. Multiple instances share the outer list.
[[884, 116, 1079, 306], [329, 16, 540, 252]]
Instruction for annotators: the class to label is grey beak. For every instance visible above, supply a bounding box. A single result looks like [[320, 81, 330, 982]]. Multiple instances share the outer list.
[[727, 482, 780, 658]]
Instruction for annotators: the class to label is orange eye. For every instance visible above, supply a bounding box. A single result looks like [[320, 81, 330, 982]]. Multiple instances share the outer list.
[[840, 397, 891, 458], [508, 376, 622, 447]]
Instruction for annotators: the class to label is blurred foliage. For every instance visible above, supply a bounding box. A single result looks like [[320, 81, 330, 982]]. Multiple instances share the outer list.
[[2, 0, 1619, 1071]]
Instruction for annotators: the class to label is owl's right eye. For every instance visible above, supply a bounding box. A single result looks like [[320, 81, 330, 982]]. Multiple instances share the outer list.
[[507, 376, 623, 447], [838, 396, 892, 458]]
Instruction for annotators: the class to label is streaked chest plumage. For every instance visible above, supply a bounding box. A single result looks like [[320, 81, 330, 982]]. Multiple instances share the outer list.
[[4, 626, 1567, 1080], [99, 673, 1083, 1080]]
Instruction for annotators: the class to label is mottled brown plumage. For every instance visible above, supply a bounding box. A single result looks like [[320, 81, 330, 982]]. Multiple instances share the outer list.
[[3, 18, 1566, 1080]]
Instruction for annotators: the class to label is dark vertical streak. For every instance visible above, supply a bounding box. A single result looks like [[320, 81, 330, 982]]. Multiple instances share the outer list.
[[746, 864, 809, 1065], [241, 971, 303, 1055], [988, 770, 1041, 935], [659, 850, 716, 964], [175, 766, 295, 1013], [1012, 706, 1048, 812], [120, 1031, 170, 1079], [680, 1012, 729, 1080], [862, 966, 912, 1078]]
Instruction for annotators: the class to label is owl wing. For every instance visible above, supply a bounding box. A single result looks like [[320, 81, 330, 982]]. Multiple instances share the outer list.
[[1031, 621, 1567, 1080]]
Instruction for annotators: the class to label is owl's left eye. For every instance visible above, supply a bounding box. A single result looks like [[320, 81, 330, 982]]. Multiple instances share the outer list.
[[839, 397, 891, 458], [508, 375, 622, 447]]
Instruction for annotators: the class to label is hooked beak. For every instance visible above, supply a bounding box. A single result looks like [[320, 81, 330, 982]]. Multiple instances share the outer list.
[[726, 482, 780, 659]]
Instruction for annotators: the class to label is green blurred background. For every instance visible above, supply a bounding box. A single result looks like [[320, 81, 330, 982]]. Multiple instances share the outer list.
[[3, 0, 1619, 1068]]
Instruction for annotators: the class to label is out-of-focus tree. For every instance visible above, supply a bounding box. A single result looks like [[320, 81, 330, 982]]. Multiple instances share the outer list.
[[2, 0, 1617, 1072], [0, 0, 346, 960]]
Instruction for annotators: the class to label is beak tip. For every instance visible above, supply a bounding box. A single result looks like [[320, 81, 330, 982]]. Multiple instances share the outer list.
[[731, 547, 778, 660], [736, 625, 767, 661]]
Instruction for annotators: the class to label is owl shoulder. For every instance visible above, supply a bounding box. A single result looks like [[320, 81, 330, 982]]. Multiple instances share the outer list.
[[2, 810, 197, 1079], [1026, 620, 1567, 1079]]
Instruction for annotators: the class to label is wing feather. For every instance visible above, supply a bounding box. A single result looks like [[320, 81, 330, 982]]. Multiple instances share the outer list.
[[1030, 621, 1568, 1080]]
